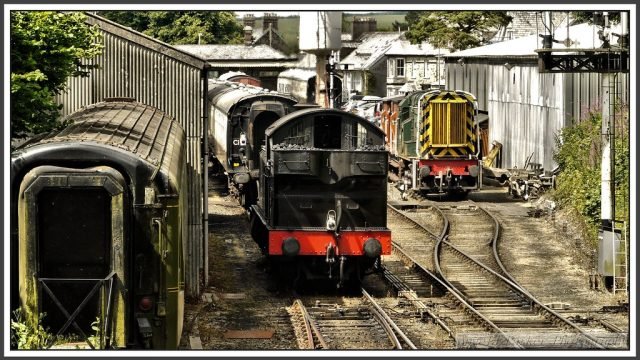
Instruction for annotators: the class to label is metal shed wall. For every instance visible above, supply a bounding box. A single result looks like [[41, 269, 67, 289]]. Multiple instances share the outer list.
[[445, 59, 629, 171], [54, 14, 208, 296]]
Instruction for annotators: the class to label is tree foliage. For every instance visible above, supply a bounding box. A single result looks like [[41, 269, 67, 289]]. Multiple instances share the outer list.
[[553, 105, 630, 242], [98, 11, 243, 45], [11, 11, 103, 139], [571, 11, 621, 25], [404, 11, 512, 51]]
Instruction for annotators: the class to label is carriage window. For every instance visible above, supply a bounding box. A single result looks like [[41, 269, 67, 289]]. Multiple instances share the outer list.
[[313, 116, 341, 149]]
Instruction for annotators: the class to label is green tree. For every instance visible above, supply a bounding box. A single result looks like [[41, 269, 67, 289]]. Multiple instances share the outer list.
[[571, 11, 621, 25], [98, 11, 150, 30], [11, 11, 103, 139], [404, 11, 512, 51], [98, 11, 243, 45]]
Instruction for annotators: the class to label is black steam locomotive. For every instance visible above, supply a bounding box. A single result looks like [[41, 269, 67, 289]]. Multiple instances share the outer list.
[[249, 108, 391, 286], [207, 79, 297, 208], [10, 99, 186, 349]]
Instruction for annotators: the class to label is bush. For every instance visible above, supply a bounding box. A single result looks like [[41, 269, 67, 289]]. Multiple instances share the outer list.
[[553, 104, 630, 243], [10, 309, 54, 349]]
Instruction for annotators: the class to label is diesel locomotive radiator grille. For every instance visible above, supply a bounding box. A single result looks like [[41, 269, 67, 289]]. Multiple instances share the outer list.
[[432, 102, 467, 147]]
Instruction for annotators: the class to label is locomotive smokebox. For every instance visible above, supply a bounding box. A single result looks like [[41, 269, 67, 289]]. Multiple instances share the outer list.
[[363, 238, 382, 258], [281, 237, 300, 257]]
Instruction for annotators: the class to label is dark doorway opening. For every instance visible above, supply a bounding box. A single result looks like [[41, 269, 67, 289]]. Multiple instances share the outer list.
[[37, 188, 111, 334]]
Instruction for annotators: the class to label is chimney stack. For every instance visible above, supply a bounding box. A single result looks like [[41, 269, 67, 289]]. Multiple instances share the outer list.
[[263, 12, 278, 31], [243, 14, 255, 28], [243, 25, 253, 46], [352, 17, 377, 41]]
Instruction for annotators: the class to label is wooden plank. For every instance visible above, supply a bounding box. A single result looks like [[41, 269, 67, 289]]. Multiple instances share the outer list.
[[189, 336, 203, 349]]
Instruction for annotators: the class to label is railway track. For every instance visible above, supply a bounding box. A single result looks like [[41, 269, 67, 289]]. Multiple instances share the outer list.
[[289, 290, 417, 350], [385, 202, 521, 349], [387, 199, 617, 349]]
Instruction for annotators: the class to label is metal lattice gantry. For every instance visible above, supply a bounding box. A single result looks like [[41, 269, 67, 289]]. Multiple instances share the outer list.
[[535, 47, 629, 73]]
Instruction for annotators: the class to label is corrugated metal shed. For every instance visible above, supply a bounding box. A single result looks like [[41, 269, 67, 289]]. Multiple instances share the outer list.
[[54, 13, 209, 297], [444, 22, 629, 171]]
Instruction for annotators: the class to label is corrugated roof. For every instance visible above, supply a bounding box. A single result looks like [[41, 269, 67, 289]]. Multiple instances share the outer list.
[[206, 61, 299, 68], [446, 22, 622, 58], [175, 44, 293, 60], [278, 68, 316, 81], [83, 13, 208, 69], [219, 71, 248, 80], [340, 32, 401, 70]]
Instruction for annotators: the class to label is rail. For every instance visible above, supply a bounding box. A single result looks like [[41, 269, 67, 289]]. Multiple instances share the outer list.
[[387, 203, 521, 349]]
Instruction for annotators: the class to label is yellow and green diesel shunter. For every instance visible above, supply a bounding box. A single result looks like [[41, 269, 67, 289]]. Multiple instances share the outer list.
[[394, 89, 481, 197]]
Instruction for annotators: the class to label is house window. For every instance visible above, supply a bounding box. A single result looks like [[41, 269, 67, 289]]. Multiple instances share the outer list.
[[413, 61, 424, 79], [352, 73, 362, 92], [387, 59, 396, 77], [396, 58, 405, 77]]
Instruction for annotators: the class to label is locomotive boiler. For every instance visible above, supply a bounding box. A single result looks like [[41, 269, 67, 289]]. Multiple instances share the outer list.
[[249, 108, 391, 286], [10, 99, 187, 349]]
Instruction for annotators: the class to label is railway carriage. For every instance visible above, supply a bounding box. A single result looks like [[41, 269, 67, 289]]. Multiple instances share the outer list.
[[392, 89, 481, 197], [10, 99, 186, 349], [249, 108, 391, 286], [207, 80, 298, 207]]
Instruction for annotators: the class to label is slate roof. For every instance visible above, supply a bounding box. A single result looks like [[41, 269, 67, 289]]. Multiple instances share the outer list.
[[340, 32, 402, 70], [174, 44, 294, 61], [278, 68, 317, 81], [490, 11, 567, 42], [385, 35, 450, 56], [252, 27, 287, 46]]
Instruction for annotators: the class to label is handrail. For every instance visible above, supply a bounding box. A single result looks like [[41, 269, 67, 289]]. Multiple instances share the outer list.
[[38, 271, 118, 349]]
